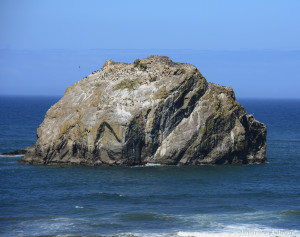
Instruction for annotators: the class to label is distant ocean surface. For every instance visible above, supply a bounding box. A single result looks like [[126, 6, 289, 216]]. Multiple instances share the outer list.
[[0, 96, 300, 237]]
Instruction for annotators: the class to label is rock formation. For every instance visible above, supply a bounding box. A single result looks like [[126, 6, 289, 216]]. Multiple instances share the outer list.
[[19, 56, 267, 166], [3, 146, 34, 155]]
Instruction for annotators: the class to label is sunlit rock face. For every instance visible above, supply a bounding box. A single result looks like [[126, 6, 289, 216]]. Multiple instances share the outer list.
[[20, 56, 267, 166]]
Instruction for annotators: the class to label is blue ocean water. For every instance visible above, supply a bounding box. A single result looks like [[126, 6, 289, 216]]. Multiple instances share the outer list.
[[0, 96, 300, 237]]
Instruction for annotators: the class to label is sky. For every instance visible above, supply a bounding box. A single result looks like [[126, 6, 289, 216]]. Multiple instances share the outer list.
[[0, 0, 300, 98]]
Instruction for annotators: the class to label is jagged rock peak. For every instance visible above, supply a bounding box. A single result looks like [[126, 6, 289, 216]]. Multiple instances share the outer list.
[[19, 56, 267, 166]]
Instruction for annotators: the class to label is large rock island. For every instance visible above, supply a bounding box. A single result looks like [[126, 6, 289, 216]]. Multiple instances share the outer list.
[[19, 56, 267, 166]]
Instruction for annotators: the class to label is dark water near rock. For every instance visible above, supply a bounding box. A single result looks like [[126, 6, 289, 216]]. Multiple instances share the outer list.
[[0, 96, 300, 237]]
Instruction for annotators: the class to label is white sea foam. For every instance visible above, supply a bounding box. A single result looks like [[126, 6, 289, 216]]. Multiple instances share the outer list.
[[8, 215, 300, 237], [75, 206, 84, 209], [173, 213, 300, 237], [50, 217, 72, 221], [107, 234, 169, 237], [145, 163, 162, 166], [103, 228, 300, 237], [0, 154, 24, 157], [89, 228, 300, 237], [176, 223, 300, 237], [15, 217, 76, 236], [177, 228, 300, 237]]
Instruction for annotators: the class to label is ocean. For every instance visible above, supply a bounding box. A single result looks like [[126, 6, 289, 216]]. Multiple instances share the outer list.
[[0, 96, 299, 237]]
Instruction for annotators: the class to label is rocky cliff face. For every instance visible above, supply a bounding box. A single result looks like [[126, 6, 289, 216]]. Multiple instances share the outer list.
[[20, 56, 267, 166]]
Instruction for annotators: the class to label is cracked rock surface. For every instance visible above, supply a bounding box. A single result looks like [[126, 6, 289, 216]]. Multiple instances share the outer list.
[[20, 56, 267, 166]]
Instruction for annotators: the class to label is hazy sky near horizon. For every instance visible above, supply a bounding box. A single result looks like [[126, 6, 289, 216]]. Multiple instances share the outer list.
[[0, 0, 300, 98]]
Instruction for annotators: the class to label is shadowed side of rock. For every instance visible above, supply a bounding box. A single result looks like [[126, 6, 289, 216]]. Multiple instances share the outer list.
[[19, 56, 267, 166]]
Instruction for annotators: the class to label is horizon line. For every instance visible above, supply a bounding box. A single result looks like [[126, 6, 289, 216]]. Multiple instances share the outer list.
[[1, 94, 300, 100], [1, 48, 300, 52]]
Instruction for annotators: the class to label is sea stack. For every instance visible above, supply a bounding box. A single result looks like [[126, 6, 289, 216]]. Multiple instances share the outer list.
[[19, 56, 267, 166]]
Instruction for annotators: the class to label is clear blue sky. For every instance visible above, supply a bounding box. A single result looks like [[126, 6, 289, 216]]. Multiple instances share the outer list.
[[1, 0, 300, 50], [0, 0, 300, 97]]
